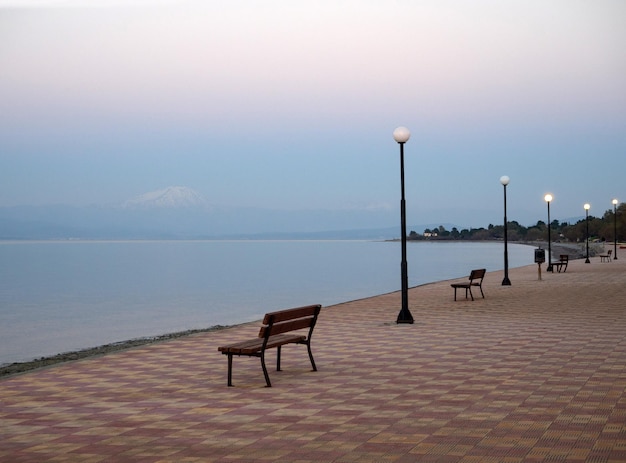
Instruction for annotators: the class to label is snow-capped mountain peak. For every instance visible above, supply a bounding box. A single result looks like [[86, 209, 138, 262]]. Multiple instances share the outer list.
[[122, 186, 207, 209]]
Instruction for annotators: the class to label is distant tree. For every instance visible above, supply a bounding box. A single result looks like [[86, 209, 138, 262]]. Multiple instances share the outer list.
[[589, 216, 604, 240], [508, 229, 521, 241], [409, 202, 625, 243], [490, 224, 504, 239], [472, 229, 490, 240], [526, 228, 543, 241], [509, 221, 526, 240], [613, 203, 626, 241], [560, 223, 578, 242]]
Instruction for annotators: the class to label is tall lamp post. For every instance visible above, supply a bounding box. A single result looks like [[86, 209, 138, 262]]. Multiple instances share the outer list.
[[393, 126, 414, 324], [613, 199, 619, 260], [584, 203, 591, 263], [500, 176, 511, 285], [544, 194, 553, 272]]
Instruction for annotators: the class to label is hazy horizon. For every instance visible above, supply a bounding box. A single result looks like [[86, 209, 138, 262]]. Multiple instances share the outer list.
[[0, 184, 593, 240]]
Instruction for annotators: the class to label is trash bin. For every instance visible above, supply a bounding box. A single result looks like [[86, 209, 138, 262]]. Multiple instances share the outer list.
[[534, 248, 545, 264]]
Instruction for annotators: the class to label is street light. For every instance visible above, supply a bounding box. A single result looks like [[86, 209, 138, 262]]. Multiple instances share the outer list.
[[613, 199, 619, 260], [393, 126, 414, 324], [544, 194, 553, 272], [500, 176, 511, 285], [584, 203, 591, 263]]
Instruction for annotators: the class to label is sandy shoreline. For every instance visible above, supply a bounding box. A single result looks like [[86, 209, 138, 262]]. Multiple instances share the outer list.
[[0, 325, 236, 377]]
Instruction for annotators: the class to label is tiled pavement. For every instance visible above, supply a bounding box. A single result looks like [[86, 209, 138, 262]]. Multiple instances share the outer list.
[[1, 251, 625, 462]]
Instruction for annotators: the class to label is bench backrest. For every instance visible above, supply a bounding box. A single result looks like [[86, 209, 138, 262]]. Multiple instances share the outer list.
[[258, 304, 321, 339], [559, 255, 569, 262], [469, 268, 486, 282]]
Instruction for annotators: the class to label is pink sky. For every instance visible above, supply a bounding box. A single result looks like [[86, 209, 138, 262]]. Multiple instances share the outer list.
[[1, 1, 625, 227]]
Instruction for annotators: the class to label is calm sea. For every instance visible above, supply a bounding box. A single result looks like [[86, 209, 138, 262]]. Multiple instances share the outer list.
[[0, 240, 534, 365]]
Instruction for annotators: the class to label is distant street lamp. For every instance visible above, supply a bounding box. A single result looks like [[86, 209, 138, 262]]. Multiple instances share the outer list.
[[500, 176, 511, 285], [544, 194, 553, 272], [613, 199, 619, 260], [584, 203, 591, 263], [393, 126, 414, 324]]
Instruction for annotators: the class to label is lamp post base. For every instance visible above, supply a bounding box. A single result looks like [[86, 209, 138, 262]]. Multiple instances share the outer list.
[[501, 277, 511, 286], [396, 309, 414, 324]]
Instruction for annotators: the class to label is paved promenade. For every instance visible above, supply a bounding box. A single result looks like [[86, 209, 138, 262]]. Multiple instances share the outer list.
[[2, 249, 625, 462]]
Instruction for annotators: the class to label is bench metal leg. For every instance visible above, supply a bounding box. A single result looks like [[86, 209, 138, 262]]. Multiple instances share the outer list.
[[276, 345, 282, 371], [453, 286, 472, 301], [260, 351, 272, 387], [307, 342, 317, 371], [227, 354, 233, 387]]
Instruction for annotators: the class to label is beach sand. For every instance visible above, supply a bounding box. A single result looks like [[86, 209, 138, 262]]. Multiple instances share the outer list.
[[1, 244, 625, 462]]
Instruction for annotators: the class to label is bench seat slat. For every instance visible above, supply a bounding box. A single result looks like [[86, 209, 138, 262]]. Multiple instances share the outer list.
[[218, 334, 306, 355]]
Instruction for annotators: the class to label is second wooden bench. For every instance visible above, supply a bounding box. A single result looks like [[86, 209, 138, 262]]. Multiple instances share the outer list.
[[551, 254, 569, 272], [450, 268, 486, 301]]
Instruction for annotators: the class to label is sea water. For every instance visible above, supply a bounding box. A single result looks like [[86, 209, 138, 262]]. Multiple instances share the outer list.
[[0, 240, 534, 365]]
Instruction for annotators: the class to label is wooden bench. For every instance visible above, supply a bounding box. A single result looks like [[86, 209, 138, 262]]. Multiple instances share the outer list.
[[600, 249, 612, 262], [551, 254, 569, 272], [451, 269, 485, 301], [218, 304, 321, 387]]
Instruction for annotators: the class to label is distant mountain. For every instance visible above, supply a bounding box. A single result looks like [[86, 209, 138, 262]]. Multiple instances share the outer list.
[[0, 186, 460, 240], [122, 186, 208, 209]]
